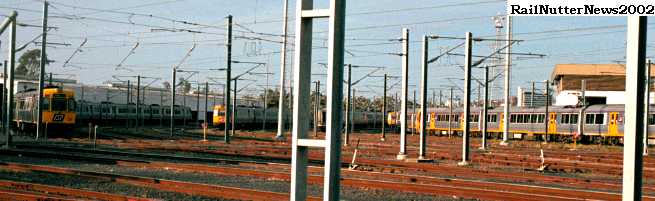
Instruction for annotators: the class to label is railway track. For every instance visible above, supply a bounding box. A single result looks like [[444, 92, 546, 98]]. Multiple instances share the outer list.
[[3, 142, 654, 200], [90, 138, 655, 193], [0, 180, 155, 201]]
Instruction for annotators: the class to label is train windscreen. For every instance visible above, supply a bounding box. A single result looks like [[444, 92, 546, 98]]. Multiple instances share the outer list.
[[51, 94, 67, 111]]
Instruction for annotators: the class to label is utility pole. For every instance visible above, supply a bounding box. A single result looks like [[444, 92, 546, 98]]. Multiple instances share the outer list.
[[480, 65, 489, 150], [232, 79, 237, 136], [160, 90, 163, 127], [225, 15, 232, 144], [127, 80, 131, 128], [197, 83, 200, 126], [398, 28, 408, 160], [448, 88, 453, 138], [419, 35, 428, 160], [4, 12, 17, 148], [645, 59, 651, 156], [623, 16, 647, 200], [344, 64, 352, 146], [276, 0, 289, 141], [36, 1, 47, 140], [2, 60, 6, 133], [170, 68, 176, 137], [544, 80, 549, 143], [183, 90, 187, 127], [263, 63, 269, 131], [205, 82, 209, 126], [501, 15, 512, 146], [381, 74, 387, 140], [459, 32, 473, 166], [439, 90, 443, 106], [314, 80, 320, 137], [136, 75, 140, 129]]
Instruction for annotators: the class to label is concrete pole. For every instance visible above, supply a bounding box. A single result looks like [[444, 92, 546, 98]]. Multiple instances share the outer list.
[[141, 86, 146, 126], [4, 13, 16, 148], [439, 90, 443, 106], [160, 90, 163, 127], [449, 88, 453, 138], [623, 16, 647, 201], [170, 68, 176, 137], [136, 75, 140, 129], [232, 79, 237, 136], [205, 82, 209, 126], [381, 74, 387, 140], [645, 59, 651, 156], [2, 60, 6, 132], [36, 1, 48, 140], [276, 0, 289, 140], [314, 81, 319, 137], [544, 80, 549, 143], [459, 32, 473, 166], [481, 64, 489, 150], [501, 15, 512, 146], [419, 35, 428, 160], [127, 80, 131, 128], [183, 90, 187, 127], [225, 15, 232, 143], [197, 83, 200, 126], [344, 64, 351, 146]]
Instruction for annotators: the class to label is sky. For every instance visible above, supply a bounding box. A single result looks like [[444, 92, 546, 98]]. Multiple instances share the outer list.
[[0, 0, 645, 102]]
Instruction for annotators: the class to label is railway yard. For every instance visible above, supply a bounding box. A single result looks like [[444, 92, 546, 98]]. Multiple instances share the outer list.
[[0, 127, 651, 200], [2, 0, 655, 200]]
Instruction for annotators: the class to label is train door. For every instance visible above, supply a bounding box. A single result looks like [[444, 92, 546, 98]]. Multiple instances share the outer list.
[[608, 112, 619, 136], [548, 112, 557, 134], [429, 113, 435, 130]]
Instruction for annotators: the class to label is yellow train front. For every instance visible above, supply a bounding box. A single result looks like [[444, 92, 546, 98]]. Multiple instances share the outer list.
[[14, 86, 76, 131], [212, 105, 226, 125]]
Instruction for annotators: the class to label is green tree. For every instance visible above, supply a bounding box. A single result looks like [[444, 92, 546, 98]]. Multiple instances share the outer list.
[[17, 49, 49, 78]]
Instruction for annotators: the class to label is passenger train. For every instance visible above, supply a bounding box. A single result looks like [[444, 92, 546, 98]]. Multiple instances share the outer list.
[[212, 104, 385, 129], [13, 86, 194, 132], [387, 104, 652, 143]]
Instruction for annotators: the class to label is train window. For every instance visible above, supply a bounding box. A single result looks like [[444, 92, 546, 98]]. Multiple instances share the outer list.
[[561, 114, 569, 124], [530, 114, 537, 123], [560, 114, 578, 124], [118, 108, 128, 113], [649, 114, 655, 125], [486, 114, 498, 123], [537, 114, 545, 123], [585, 113, 605, 125], [102, 107, 109, 113], [51, 94, 67, 111], [595, 114, 605, 124], [468, 115, 478, 123]]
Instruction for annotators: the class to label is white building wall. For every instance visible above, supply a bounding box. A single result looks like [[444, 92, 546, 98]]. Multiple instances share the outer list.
[[554, 90, 632, 106]]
